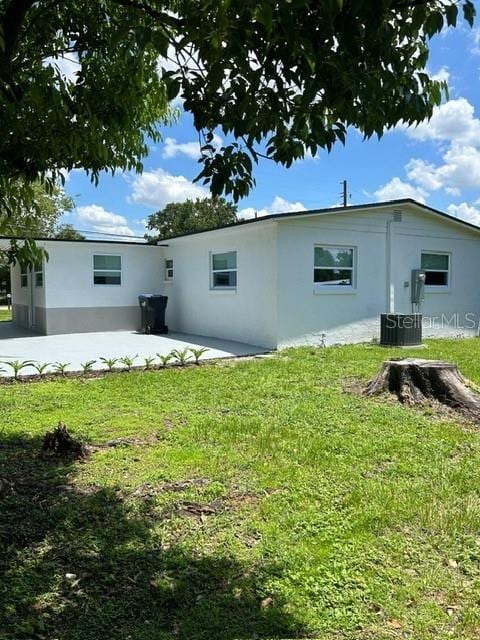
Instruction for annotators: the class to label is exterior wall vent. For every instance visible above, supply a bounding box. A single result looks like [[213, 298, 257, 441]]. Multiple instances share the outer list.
[[393, 209, 403, 222]]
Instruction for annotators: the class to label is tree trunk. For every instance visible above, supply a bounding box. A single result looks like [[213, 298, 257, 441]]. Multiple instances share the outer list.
[[364, 359, 480, 421]]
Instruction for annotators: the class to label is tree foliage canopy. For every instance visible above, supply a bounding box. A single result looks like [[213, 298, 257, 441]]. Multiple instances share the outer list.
[[146, 197, 238, 240], [0, 0, 475, 210], [53, 224, 85, 241], [0, 180, 74, 237], [0, 180, 80, 265], [0, 0, 173, 214]]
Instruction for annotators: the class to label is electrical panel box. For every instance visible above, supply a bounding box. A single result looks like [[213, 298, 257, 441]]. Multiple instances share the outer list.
[[411, 269, 426, 305]]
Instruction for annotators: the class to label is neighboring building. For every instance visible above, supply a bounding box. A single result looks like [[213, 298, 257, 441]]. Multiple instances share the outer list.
[[5, 199, 480, 347]]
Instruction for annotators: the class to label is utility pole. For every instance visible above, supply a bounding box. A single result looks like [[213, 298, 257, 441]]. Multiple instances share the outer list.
[[341, 179, 348, 207]]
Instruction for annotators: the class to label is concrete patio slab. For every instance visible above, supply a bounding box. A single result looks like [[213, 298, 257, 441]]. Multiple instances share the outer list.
[[0, 323, 267, 377]]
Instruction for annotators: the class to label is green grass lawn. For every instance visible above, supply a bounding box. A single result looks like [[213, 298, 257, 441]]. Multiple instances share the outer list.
[[2, 340, 480, 640], [0, 307, 12, 322]]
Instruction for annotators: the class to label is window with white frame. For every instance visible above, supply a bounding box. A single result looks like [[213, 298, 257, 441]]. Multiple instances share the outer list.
[[93, 254, 122, 285], [20, 263, 28, 288], [421, 252, 450, 287], [314, 246, 355, 287], [34, 259, 43, 287], [164, 258, 174, 281], [211, 251, 237, 288]]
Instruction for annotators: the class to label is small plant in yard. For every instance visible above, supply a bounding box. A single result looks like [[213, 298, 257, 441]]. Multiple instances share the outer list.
[[99, 356, 119, 372], [189, 347, 209, 364], [1, 360, 35, 379], [171, 348, 191, 366], [157, 353, 173, 368], [119, 355, 138, 371], [53, 362, 70, 376], [80, 360, 96, 374], [143, 356, 156, 370], [32, 362, 51, 377]]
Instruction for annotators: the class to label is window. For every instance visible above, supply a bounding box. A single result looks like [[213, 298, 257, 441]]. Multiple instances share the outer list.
[[314, 246, 355, 287], [421, 252, 450, 287], [34, 259, 43, 287], [93, 254, 121, 285], [20, 264, 28, 288], [211, 251, 237, 288], [165, 258, 174, 281]]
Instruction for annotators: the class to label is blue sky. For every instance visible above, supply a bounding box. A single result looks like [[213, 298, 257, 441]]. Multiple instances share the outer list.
[[61, 21, 480, 239]]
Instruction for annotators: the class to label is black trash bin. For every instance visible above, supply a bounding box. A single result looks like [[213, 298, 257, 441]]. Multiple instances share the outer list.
[[380, 313, 422, 347], [138, 294, 168, 334]]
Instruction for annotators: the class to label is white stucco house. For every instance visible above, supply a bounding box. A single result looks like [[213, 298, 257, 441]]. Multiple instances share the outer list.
[[5, 198, 480, 348]]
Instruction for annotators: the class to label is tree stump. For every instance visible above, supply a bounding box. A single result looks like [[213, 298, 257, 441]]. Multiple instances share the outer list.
[[40, 422, 87, 460], [364, 359, 480, 421]]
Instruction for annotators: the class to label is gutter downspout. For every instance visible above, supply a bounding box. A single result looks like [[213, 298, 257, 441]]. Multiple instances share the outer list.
[[385, 218, 395, 313]]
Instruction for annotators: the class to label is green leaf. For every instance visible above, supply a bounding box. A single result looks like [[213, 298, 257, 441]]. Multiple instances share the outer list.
[[463, 1, 476, 27], [256, 3, 273, 30], [166, 77, 181, 101], [445, 4, 457, 27]]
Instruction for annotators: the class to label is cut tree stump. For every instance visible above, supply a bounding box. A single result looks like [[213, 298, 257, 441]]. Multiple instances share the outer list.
[[40, 422, 87, 460], [364, 359, 480, 421]]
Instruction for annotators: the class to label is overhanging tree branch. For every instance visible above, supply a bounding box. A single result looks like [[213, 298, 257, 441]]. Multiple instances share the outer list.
[[0, 0, 36, 81]]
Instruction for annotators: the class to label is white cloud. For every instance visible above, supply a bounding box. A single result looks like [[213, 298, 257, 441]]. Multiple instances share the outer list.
[[430, 66, 450, 84], [380, 91, 480, 206], [375, 144, 480, 203], [238, 195, 306, 220], [405, 158, 444, 192], [406, 145, 480, 194], [405, 98, 480, 146], [75, 204, 137, 238], [162, 134, 222, 160], [131, 168, 209, 208], [374, 177, 427, 203], [163, 138, 200, 160], [447, 202, 480, 227], [382, 97, 480, 201]]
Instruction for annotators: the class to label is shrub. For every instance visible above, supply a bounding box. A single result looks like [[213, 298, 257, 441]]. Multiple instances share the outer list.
[[1, 360, 35, 380], [53, 362, 70, 376], [99, 357, 119, 372], [119, 355, 138, 371], [157, 353, 173, 368], [80, 360, 96, 374], [170, 348, 191, 366], [32, 362, 51, 376], [189, 347, 209, 364], [143, 356, 156, 370]]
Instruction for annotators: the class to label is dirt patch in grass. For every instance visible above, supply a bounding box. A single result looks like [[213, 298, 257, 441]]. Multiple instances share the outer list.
[[91, 431, 164, 450], [163, 414, 187, 430], [129, 477, 211, 499], [172, 490, 278, 520]]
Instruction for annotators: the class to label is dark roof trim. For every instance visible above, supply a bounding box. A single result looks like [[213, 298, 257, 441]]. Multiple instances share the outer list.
[[0, 235, 167, 247], [157, 198, 480, 242]]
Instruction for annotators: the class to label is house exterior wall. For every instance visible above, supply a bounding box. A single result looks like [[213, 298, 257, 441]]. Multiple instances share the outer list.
[[164, 223, 278, 348], [275, 204, 480, 347], [8, 202, 480, 345], [10, 260, 47, 332], [11, 241, 163, 335], [276, 208, 389, 347], [391, 208, 480, 338]]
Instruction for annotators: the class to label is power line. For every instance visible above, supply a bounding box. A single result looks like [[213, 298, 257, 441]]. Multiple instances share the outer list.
[[74, 229, 146, 239], [3, 224, 147, 240]]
